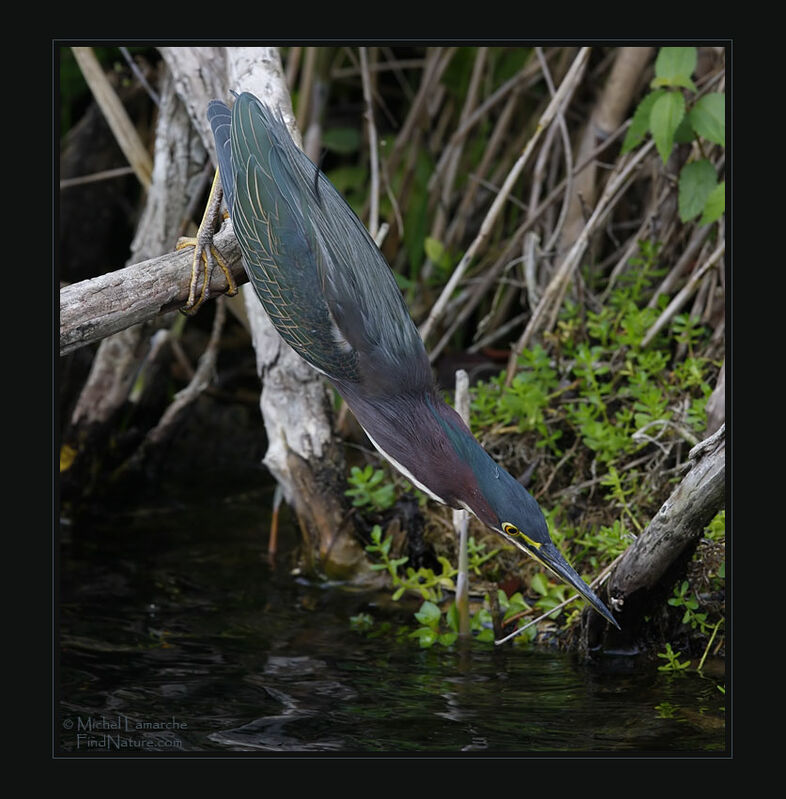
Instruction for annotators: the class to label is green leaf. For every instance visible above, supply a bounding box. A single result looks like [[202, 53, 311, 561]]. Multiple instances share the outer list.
[[322, 127, 361, 154], [530, 571, 549, 596], [689, 93, 725, 146], [475, 627, 495, 643], [679, 159, 718, 222], [621, 90, 664, 153], [699, 181, 724, 225], [653, 47, 697, 91], [673, 113, 696, 144], [414, 600, 441, 628], [438, 632, 458, 647], [446, 601, 460, 633], [424, 236, 446, 264], [650, 91, 685, 163], [410, 627, 437, 648]]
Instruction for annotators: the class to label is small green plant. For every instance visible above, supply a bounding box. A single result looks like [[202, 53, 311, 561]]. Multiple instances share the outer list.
[[530, 571, 577, 621], [668, 580, 709, 633], [654, 701, 679, 718], [704, 509, 725, 542], [572, 519, 632, 569], [411, 591, 516, 648], [345, 465, 397, 511], [349, 612, 374, 632], [466, 536, 499, 574], [494, 589, 536, 643], [365, 525, 456, 602], [410, 600, 459, 648], [657, 643, 691, 672], [622, 47, 725, 226], [601, 467, 644, 533]]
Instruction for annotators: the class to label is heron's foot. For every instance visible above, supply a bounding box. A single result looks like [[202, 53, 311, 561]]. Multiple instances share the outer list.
[[177, 169, 235, 315], [177, 230, 237, 316]]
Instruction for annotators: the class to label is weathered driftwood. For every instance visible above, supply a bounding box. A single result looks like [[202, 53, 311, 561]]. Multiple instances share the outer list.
[[158, 47, 227, 160], [581, 424, 725, 652]]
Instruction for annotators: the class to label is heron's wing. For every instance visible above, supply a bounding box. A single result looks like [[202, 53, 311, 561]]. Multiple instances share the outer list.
[[215, 93, 431, 393], [207, 101, 236, 214]]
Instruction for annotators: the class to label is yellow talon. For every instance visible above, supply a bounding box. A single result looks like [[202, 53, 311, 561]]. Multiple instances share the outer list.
[[178, 168, 237, 315]]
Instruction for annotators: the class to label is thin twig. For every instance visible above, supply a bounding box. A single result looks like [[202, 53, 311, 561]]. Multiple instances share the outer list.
[[332, 57, 427, 79], [426, 117, 631, 364], [505, 138, 655, 383], [446, 87, 520, 248], [536, 47, 574, 256], [296, 46, 317, 131], [430, 51, 550, 190], [135, 295, 227, 452], [645, 224, 713, 308], [453, 369, 471, 637], [59, 165, 136, 189], [428, 47, 488, 244], [119, 46, 160, 106], [419, 47, 592, 345], [640, 239, 725, 348], [285, 46, 302, 90], [523, 231, 541, 310], [469, 312, 529, 353], [386, 47, 456, 179], [600, 184, 672, 303], [71, 46, 153, 189], [359, 47, 380, 239]]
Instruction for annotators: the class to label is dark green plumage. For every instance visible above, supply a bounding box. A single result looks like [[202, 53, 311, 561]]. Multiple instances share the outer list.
[[208, 94, 430, 395]]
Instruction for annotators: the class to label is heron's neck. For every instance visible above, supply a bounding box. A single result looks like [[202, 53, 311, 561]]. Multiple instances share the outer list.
[[340, 387, 496, 523]]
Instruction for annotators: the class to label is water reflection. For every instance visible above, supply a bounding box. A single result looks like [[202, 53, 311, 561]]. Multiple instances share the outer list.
[[58, 488, 726, 755]]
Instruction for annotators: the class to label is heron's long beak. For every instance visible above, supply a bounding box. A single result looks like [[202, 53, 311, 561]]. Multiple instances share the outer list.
[[508, 536, 620, 629]]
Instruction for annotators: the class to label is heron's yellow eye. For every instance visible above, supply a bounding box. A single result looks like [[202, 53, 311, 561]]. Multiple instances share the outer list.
[[502, 522, 542, 550]]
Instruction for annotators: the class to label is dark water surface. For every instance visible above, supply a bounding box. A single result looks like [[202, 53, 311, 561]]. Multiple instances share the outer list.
[[58, 484, 726, 756]]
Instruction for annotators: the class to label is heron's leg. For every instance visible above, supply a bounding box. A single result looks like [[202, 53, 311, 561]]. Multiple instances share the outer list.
[[177, 168, 238, 315]]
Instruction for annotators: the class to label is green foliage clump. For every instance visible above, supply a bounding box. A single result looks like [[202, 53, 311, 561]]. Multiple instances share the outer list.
[[470, 238, 717, 503], [345, 465, 397, 511], [622, 46, 725, 225], [364, 524, 456, 603], [656, 510, 725, 672]]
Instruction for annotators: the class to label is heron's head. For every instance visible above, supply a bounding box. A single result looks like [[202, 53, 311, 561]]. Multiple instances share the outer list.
[[412, 395, 620, 630], [464, 452, 620, 630]]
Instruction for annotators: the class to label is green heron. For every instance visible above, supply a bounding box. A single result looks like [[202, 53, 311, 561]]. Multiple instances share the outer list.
[[198, 92, 619, 630]]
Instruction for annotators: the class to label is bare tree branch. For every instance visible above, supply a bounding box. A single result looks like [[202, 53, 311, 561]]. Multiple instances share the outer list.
[[60, 222, 244, 357]]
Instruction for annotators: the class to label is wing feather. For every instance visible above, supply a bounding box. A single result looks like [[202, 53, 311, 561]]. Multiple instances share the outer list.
[[209, 93, 431, 393]]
